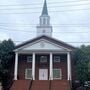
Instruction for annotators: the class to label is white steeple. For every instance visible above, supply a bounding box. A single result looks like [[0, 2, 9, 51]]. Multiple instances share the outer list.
[[37, 0, 52, 37]]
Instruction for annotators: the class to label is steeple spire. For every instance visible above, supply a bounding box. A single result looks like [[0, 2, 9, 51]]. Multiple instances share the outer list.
[[37, 0, 52, 37], [42, 0, 48, 15]]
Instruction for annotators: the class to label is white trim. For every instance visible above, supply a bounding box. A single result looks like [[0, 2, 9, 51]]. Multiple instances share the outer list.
[[43, 39, 71, 51], [17, 51, 69, 54], [40, 56, 47, 63], [69, 52, 72, 80], [25, 69, 32, 79], [53, 69, 62, 80], [14, 39, 72, 52], [27, 56, 32, 63], [53, 56, 60, 63], [14, 52, 18, 80]]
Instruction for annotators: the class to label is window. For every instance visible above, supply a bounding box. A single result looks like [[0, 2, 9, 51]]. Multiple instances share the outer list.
[[40, 56, 47, 63], [27, 56, 32, 63], [54, 56, 60, 62], [43, 18, 46, 24], [25, 69, 32, 79], [53, 69, 62, 79]]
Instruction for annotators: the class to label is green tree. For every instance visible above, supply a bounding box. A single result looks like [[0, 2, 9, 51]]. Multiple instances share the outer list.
[[0, 39, 15, 89], [75, 45, 90, 83], [87, 61, 90, 80]]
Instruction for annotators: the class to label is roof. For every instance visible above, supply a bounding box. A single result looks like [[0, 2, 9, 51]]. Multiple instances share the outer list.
[[14, 35, 76, 51], [42, 0, 48, 15]]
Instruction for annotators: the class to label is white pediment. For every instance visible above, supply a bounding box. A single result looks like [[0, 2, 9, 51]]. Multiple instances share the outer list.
[[21, 40, 68, 51]]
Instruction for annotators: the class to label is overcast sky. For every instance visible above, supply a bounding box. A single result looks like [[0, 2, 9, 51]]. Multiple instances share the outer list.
[[0, 0, 90, 47]]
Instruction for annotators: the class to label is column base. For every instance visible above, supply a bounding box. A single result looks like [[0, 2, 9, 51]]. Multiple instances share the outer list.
[[14, 75, 17, 80]]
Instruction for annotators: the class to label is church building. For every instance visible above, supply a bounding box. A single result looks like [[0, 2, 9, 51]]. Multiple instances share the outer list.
[[10, 0, 76, 90]]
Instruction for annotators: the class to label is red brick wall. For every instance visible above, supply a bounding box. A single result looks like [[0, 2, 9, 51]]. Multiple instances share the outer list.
[[18, 54, 67, 80], [18, 54, 32, 80], [53, 54, 67, 79], [35, 54, 50, 80]]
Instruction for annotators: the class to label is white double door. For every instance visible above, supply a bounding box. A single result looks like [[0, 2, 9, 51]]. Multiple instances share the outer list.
[[39, 69, 48, 80]]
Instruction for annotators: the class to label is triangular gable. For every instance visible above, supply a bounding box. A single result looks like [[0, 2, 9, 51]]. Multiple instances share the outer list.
[[14, 35, 76, 52], [22, 39, 68, 51]]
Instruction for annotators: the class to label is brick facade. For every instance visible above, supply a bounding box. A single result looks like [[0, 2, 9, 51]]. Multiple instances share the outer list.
[[18, 54, 67, 80]]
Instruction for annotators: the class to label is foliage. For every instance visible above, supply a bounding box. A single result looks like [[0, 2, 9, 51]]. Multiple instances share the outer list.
[[75, 45, 90, 83], [0, 39, 15, 84]]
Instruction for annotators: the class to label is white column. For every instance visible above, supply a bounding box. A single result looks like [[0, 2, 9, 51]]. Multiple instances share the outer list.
[[50, 53, 53, 80], [32, 53, 35, 80], [14, 52, 18, 80], [67, 52, 71, 80]]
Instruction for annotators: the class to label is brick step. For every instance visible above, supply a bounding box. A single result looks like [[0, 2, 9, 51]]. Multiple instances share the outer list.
[[51, 80, 70, 90], [10, 80, 31, 90], [10, 80, 70, 90], [31, 80, 49, 90]]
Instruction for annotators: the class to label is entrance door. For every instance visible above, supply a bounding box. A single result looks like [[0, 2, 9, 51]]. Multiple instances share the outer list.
[[39, 69, 48, 80]]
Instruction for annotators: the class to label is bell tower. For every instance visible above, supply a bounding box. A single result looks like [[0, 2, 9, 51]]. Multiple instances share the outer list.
[[37, 0, 52, 37]]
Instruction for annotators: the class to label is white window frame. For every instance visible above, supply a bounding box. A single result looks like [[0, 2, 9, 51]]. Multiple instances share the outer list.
[[40, 56, 47, 63], [25, 69, 32, 79], [54, 56, 60, 63], [53, 69, 62, 79], [27, 56, 32, 63]]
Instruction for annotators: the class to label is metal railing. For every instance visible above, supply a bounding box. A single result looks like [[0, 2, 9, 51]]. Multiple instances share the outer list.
[[29, 78, 33, 90]]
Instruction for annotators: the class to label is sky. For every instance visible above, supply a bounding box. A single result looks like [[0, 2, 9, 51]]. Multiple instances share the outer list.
[[0, 0, 90, 47]]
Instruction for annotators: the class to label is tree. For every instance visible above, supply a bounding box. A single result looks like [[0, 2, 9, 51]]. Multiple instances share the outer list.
[[0, 39, 15, 89], [87, 60, 90, 80], [75, 45, 90, 83]]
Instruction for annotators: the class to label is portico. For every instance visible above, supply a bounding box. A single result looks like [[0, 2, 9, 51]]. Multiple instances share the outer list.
[[13, 35, 75, 81], [14, 50, 71, 81]]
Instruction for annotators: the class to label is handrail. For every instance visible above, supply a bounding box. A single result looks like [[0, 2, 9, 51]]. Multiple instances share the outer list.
[[29, 78, 33, 90]]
